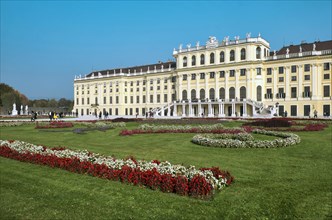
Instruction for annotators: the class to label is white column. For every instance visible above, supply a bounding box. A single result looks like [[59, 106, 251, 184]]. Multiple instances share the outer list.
[[189, 101, 194, 117], [225, 71, 229, 101], [252, 104, 256, 116], [231, 99, 236, 117], [173, 101, 177, 116], [198, 100, 202, 116], [298, 65, 303, 99], [221, 102, 225, 117], [243, 99, 247, 117], [235, 69, 239, 100], [215, 72, 219, 100], [208, 101, 213, 117], [285, 66, 290, 99], [179, 75, 183, 100], [312, 64, 318, 99], [196, 73, 199, 99], [218, 99, 222, 117], [167, 104, 170, 116], [182, 101, 186, 117], [161, 106, 165, 116]]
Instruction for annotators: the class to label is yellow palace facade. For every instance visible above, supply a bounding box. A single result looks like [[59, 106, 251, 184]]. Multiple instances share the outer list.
[[73, 34, 332, 118]]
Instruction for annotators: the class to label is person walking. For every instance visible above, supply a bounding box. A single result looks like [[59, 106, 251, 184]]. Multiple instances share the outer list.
[[314, 110, 318, 118]]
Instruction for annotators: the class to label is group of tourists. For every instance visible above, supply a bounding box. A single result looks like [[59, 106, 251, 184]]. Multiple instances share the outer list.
[[48, 111, 63, 121]]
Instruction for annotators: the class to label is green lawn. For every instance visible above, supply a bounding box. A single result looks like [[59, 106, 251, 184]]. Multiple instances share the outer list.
[[0, 121, 331, 219]]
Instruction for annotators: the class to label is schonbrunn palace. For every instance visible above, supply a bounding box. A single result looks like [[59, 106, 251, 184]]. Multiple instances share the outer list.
[[73, 34, 332, 118]]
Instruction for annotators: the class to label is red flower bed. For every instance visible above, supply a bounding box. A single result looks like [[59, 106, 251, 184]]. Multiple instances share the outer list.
[[119, 128, 243, 136], [35, 121, 74, 129], [243, 118, 292, 128], [0, 144, 234, 198], [242, 123, 327, 132]]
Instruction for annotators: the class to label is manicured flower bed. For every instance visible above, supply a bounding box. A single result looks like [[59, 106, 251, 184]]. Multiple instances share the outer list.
[[35, 121, 74, 129], [140, 119, 227, 125], [0, 140, 234, 198], [120, 124, 244, 136], [191, 130, 301, 148]]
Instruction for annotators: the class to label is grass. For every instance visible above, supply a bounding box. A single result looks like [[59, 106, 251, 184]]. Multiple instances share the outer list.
[[0, 121, 331, 219]]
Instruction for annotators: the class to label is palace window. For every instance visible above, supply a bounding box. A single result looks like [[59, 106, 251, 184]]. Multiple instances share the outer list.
[[172, 76, 176, 82], [150, 95, 153, 103], [125, 96, 127, 104], [267, 78, 272, 83], [104, 89, 106, 93], [229, 87, 235, 100], [87, 98, 90, 105], [164, 79, 167, 83], [324, 85, 330, 97], [279, 77, 284, 82], [219, 88, 225, 100], [150, 86, 153, 91], [291, 87, 297, 98], [130, 96, 133, 104], [304, 75, 310, 80], [256, 68, 261, 75], [157, 94, 161, 103], [164, 85, 167, 90], [157, 86, 160, 90], [136, 96, 139, 104], [256, 47, 261, 59], [182, 90, 187, 100], [279, 67, 284, 74], [116, 96, 119, 104], [143, 95, 146, 103], [265, 88, 273, 99], [291, 65, 297, 73], [103, 97, 106, 104], [209, 88, 215, 100], [191, 89, 196, 100], [191, 74, 196, 80], [324, 74, 330, 79], [324, 62, 330, 70], [219, 71, 225, 78], [192, 55, 196, 66], [136, 88, 139, 92], [291, 76, 297, 81], [257, 86, 262, 101], [82, 98, 84, 105], [95, 97, 98, 104], [137, 81, 139, 86], [277, 88, 285, 98], [241, 48, 246, 60], [291, 105, 297, 116], [304, 64, 310, 72], [230, 50, 235, 61], [183, 56, 187, 67], [240, 69, 246, 76], [109, 97, 112, 104], [220, 51, 225, 62], [130, 81, 133, 87], [183, 75, 187, 81], [200, 73, 205, 79], [303, 86, 311, 98], [230, 70, 235, 77], [210, 72, 215, 78], [267, 68, 272, 75], [210, 53, 215, 64], [200, 89, 205, 100], [200, 54, 205, 65], [240, 86, 246, 100], [164, 94, 168, 103]]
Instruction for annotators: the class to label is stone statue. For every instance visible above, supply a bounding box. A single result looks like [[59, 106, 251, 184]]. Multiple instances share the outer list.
[[258, 33, 261, 37], [273, 50, 276, 56], [313, 43, 316, 51], [20, 105, 23, 115], [196, 41, 200, 47], [187, 44, 191, 49], [25, 105, 28, 115], [12, 103, 18, 116], [225, 36, 229, 42], [299, 46, 302, 53], [286, 48, 289, 55], [246, 32, 251, 38], [179, 44, 183, 50]]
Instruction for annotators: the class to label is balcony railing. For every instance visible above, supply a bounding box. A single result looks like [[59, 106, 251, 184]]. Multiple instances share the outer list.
[[266, 49, 332, 61]]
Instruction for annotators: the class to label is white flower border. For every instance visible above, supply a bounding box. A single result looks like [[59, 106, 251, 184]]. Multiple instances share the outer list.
[[191, 129, 301, 148], [0, 140, 229, 191]]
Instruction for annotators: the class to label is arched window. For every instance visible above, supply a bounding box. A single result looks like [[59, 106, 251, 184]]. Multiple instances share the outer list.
[[219, 88, 225, 100], [209, 88, 215, 100], [200, 89, 205, 100], [240, 86, 246, 100], [256, 47, 261, 59], [210, 53, 215, 64], [200, 54, 205, 65], [230, 50, 235, 61], [257, 86, 262, 101], [241, 48, 246, 60], [192, 55, 196, 66], [95, 97, 98, 104], [229, 87, 235, 100], [191, 89, 196, 100], [182, 90, 187, 100], [183, 56, 187, 67], [220, 51, 225, 62]]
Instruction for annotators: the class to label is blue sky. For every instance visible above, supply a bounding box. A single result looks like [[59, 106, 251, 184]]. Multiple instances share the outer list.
[[1, 1, 331, 100]]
